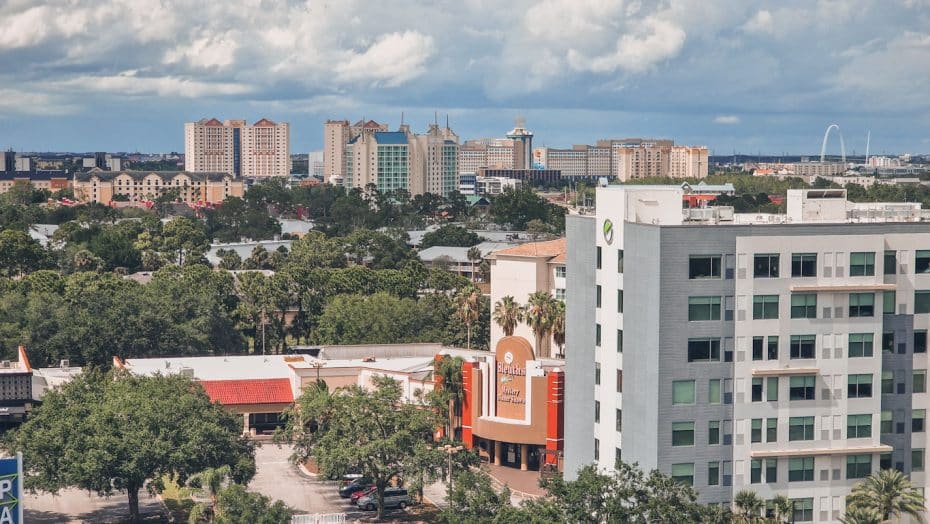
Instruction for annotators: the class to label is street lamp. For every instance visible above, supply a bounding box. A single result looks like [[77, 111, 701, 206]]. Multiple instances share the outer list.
[[310, 360, 325, 384], [441, 444, 464, 509]]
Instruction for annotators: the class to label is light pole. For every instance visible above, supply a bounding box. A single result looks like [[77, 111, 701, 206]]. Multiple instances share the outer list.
[[441, 444, 463, 509], [311, 360, 325, 384]]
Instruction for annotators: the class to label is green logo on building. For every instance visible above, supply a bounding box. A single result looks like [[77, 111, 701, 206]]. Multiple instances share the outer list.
[[603, 219, 614, 244]]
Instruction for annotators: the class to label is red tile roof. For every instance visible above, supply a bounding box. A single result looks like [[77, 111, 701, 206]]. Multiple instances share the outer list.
[[199, 378, 294, 405], [490, 238, 566, 259]]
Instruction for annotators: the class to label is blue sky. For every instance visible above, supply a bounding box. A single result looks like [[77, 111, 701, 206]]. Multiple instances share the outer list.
[[1, 0, 929, 155]]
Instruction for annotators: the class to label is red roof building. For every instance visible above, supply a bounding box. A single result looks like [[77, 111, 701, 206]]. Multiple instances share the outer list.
[[199, 378, 294, 406]]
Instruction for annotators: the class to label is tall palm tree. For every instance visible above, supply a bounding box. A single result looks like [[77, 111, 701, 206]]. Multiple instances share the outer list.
[[455, 285, 481, 350], [733, 490, 764, 524], [551, 299, 566, 357], [187, 465, 231, 522], [431, 355, 465, 438], [466, 246, 482, 282], [846, 469, 926, 523], [492, 296, 523, 337], [525, 291, 556, 358], [839, 506, 881, 524], [769, 494, 793, 524]]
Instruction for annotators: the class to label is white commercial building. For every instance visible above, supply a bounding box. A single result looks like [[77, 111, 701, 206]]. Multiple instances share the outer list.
[[565, 186, 930, 522]]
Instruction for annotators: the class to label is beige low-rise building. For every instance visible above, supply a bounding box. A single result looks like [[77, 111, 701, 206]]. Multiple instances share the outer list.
[[73, 170, 244, 205]]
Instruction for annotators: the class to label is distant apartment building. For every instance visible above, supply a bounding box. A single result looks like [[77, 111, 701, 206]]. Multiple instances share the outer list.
[[476, 176, 522, 195], [533, 139, 707, 181], [323, 119, 388, 183], [789, 162, 847, 178], [534, 145, 612, 179], [458, 138, 516, 174], [339, 120, 459, 197], [73, 170, 244, 205], [0, 171, 71, 194], [506, 120, 534, 170], [185, 118, 290, 178], [565, 185, 930, 522]]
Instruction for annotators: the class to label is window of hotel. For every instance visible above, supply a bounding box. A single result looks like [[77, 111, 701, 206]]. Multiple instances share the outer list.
[[848, 374, 873, 398], [914, 409, 926, 433], [788, 457, 815, 482], [617, 290, 623, 313], [689, 296, 721, 321], [767, 377, 779, 402], [917, 250, 930, 274], [753, 295, 779, 319], [767, 336, 779, 360], [848, 414, 872, 438], [913, 449, 925, 472], [884, 291, 897, 315], [754, 254, 780, 278], [885, 250, 898, 275], [689, 255, 721, 279], [752, 337, 764, 361], [916, 291, 930, 314], [673, 380, 695, 405], [596, 324, 601, 347], [708, 421, 720, 445], [752, 378, 763, 402], [672, 422, 695, 446], [881, 411, 893, 434], [849, 333, 874, 357], [616, 409, 622, 432], [595, 363, 601, 385], [883, 332, 896, 353], [617, 250, 624, 273], [880, 453, 892, 470], [617, 330, 623, 353], [596, 247, 602, 269], [788, 416, 815, 441], [596, 285, 602, 308], [792, 498, 814, 522], [847, 454, 872, 479], [555, 266, 566, 278], [767, 418, 778, 442], [915, 370, 927, 394], [687, 338, 720, 362], [916, 331, 928, 354], [791, 294, 817, 318], [850, 252, 876, 276], [555, 288, 566, 300], [882, 371, 894, 394], [849, 293, 875, 317], [751, 419, 763, 443], [616, 370, 623, 393], [708, 461, 720, 486], [709, 379, 722, 404], [790, 335, 816, 359], [792, 253, 817, 277], [766, 459, 778, 483], [595, 401, 600, 423], [615, 448, 622, 469], [789, 376, 815, 400], [594, 439, 599, 461], [671, 463, 694, 486], [751, 459, 762, 484]]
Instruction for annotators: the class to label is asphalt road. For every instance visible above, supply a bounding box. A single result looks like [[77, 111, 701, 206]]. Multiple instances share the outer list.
[[23, 488, 164, 523]]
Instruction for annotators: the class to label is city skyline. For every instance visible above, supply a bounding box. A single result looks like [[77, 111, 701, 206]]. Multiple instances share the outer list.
[[1, 1, 929, 155]]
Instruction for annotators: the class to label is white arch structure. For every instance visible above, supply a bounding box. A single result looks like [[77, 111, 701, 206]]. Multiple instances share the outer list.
[[820, 124, 847, 164]]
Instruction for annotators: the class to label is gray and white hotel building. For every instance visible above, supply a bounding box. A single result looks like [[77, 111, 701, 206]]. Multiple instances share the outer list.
[[564, 185, 930, 522]]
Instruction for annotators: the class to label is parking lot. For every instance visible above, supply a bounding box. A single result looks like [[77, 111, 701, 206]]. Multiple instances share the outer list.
[[250, 443, 418, 520]]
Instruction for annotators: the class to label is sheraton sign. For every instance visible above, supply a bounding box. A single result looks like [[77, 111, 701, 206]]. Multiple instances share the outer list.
[[494, 336, 535, 421]]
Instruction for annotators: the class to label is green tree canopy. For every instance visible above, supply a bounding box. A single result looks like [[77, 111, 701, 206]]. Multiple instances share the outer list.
[[419, 225, 482, 249]]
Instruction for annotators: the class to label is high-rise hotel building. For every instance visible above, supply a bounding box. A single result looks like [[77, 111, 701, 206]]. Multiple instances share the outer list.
[[185, 118, 290, 178], [565, 185, 930, 522], [533, 139, 709, 181]]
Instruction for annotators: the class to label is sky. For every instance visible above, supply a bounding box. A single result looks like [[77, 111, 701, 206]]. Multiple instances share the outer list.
[[1, 0, 929, 156]]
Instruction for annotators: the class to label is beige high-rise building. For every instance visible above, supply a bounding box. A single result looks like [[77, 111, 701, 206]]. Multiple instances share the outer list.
[[323, 120, 349, 184], [533, 144, 612, 179], [597, 138, 707, 181], [668, 145, 709, 179], [184, 118, 290, 178], [457, 138, 515, 175]]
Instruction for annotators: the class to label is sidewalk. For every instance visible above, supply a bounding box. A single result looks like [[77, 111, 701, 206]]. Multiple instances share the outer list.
[[422, 464, 545, 509]]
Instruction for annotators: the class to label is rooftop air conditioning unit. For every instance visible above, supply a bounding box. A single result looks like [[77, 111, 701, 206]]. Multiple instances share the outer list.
[[179, 367, 195, 378], [1, 361, 10, 368], [59, 359, 70, 368]]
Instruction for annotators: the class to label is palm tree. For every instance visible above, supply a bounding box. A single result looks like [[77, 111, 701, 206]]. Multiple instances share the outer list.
[[733, 490, 764, 524], [525, 291, 556, 358], [466, 246, 482, 282], [769, 494, 793, 524], [839, 506, 882, 524], [455, 285, 481, 350], [551, 299, 566, 357], [492, 296, 523, 337], [431, 355, 465, 439], [846, 469, 926, 523], [187, 465, 231, 522]]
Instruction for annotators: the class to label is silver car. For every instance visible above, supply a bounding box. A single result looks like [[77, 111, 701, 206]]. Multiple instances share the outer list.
[[356, 487, 410, 511]]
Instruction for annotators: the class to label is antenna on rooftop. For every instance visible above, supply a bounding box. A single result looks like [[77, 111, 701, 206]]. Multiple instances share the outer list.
[[446, 114, 449, 128], [434, 111, 438, 126], [400, 111, 404, 126]]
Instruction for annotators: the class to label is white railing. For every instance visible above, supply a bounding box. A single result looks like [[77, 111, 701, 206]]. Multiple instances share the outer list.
[[292, 513, 346, 524]]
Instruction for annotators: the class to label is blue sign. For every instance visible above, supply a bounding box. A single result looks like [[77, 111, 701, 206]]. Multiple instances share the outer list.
[[0, 454, 22, 524]]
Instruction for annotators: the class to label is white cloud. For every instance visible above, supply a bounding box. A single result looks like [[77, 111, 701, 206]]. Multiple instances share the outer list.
[[55, 71, 252, 98], [568, 17, 686, 74], [164, 33, 239, 70], [742, 10, 774, 34], [714, 115, 741, 125], [336, 31, 435, 87]]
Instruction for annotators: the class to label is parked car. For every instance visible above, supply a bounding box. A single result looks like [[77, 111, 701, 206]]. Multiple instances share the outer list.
[[357, 487, 410, 511], [338, 477, 372, 498], [350, 486, 376, 504]]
